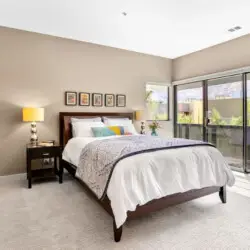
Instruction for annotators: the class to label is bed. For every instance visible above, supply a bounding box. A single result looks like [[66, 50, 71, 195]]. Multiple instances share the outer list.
[[59, 112, 235, 242]]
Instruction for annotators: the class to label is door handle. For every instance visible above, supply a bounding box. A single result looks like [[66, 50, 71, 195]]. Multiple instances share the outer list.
[[205, 110, 212, 127]]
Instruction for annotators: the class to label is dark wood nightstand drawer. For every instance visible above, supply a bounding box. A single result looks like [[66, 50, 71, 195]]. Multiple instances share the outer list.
[[28, 146, 61, 159]]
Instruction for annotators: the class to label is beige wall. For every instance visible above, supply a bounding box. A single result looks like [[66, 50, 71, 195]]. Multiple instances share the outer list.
[[173, 34, 250, 81], [0, 26, 172, 176]]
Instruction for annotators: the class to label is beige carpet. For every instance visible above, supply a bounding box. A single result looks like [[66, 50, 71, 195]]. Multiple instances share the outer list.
[[1, 174, 250, 250]]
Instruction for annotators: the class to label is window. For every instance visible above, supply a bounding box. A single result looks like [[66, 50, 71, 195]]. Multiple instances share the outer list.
[[146, 83, 169, 120], [176, 82, 203, 124]]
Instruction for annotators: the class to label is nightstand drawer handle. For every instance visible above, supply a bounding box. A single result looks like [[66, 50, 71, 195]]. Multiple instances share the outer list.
[[42, 153, 50, 156]]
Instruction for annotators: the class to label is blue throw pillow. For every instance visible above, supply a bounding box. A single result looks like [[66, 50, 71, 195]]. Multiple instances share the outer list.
[[91, 127, 116, 137]]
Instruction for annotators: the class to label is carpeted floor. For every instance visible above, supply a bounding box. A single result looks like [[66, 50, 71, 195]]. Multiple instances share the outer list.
[[1, 174, 250, 250]]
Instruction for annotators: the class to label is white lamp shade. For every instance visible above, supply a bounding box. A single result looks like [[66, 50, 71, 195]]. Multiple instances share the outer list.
[[22, 107, 44, 122], [178, 103, 190, 113]]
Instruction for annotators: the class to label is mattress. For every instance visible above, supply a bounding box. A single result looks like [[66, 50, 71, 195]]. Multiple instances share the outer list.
[[62, 135, 235, 228]]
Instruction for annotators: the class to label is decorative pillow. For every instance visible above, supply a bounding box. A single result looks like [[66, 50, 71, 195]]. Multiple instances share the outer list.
[[124, 132, 133, 135], [91, 126, 134, 137], [72, 121, 105, 137], [105, 119, 138, 135], [107, 126, 124, 135], [92, 127, 116, 137]]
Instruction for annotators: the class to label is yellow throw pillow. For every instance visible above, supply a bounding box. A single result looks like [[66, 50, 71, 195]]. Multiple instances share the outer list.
[[107, 126, 123, 135]]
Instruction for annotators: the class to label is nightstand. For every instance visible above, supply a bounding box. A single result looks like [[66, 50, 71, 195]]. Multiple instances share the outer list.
[[26, 143, 63, 188]]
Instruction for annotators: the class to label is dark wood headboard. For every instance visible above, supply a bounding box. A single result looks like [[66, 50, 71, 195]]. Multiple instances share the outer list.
[[59, 112, 134, 147]]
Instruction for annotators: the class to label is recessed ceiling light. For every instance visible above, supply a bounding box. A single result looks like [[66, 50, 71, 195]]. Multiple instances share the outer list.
[[234, 26, 242, 30], [228, 26, 242, 32]]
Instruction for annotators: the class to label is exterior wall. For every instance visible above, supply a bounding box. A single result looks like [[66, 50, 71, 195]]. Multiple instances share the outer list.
[[179, 99, 242, 124], [208, 99, 242, 119]]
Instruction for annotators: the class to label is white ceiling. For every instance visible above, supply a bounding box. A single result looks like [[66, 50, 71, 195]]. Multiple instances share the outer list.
[[0, 0, 250, 58]]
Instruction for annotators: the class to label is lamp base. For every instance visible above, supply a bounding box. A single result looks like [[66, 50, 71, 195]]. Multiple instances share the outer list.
[[30, 122, 38, 144], [140, 121, 146, 134]]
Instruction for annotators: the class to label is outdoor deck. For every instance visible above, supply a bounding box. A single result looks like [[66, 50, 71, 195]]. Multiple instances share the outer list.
[[176, 123, 250, 172]]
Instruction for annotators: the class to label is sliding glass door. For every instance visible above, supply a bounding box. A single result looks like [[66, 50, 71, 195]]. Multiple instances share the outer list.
[[174, 73, 250, 173], [175, 82, 203, 141], [206, 75, 243, 170], [246, 74, 250, 171]]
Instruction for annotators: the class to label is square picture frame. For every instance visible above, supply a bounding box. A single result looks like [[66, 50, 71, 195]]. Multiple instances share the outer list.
[[105, 94, 115, 107], [116, 94, 126, 107], [65, 91, 77, 106], [79, 92, 90, 106], [92, 93, 103, 107]]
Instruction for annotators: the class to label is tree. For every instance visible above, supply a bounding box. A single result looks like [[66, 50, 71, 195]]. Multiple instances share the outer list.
[[210, 108, 227, 125]]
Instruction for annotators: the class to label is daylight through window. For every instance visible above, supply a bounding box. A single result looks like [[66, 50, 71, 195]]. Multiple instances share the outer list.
[[146, 84, 169, 120]]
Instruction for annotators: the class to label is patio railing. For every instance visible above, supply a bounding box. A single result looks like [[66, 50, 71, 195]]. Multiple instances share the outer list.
[[176, 123, 248, 170]]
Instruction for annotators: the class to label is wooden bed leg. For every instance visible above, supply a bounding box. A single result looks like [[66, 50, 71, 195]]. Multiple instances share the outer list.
[[113, 220, 123, 242], [219, 186, 226, 204]]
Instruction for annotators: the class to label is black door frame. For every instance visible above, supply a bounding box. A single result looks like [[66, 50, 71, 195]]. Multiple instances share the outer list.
[[173, 73, 250, 173], [243, 73, 248, 173]]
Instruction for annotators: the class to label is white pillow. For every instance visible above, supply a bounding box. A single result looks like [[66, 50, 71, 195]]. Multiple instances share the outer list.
[[72, 121, 105, 137], [71, 117, 101, 123], [102, 117, 129, 123], [105, 119, 138, 135], [103, 118, 130, 125]]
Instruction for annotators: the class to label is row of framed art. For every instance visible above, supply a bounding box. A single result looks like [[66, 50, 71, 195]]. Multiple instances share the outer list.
[[65, 91, 126, 107]]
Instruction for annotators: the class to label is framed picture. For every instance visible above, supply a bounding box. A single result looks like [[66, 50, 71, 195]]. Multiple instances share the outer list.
[[65, 91, 77, 106], [105, 94, 115, 107], [92, 93, 103, 107], [116, 94, 126, 107], [79, 92, 90, 106]]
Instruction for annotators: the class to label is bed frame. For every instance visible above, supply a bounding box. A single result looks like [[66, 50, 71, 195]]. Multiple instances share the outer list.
[[59, 112, 226, 242]]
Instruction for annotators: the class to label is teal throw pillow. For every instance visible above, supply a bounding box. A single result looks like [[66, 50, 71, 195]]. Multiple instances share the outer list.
[[91, 127, 116, 137]]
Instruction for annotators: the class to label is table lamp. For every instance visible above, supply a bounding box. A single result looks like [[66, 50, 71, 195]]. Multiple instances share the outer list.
[[22, 107, 44, 144], [135, 110, 145, 134]]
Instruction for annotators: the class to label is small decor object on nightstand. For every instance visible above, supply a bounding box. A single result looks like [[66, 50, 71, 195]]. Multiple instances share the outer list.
[[105, 94, 115, 107], [92, 93, 103, 107], [38, 140, 55, 147], [26, 143, 63, 189], [79, 92, 90, 106], [149, 120, 161, 136], [116, 94, 126, 107], [135, 110, 145, 134], [65, 91, 77, 106], [22, 107, 44, 144]]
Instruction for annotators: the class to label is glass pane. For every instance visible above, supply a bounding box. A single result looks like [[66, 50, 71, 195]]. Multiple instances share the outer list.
[[176, 82, 203, 140], [246, 74, 250, 171], [146, 84, 168, 120], [207, 75, 243, 170]]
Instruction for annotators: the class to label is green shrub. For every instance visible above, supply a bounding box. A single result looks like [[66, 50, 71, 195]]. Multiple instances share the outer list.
[[230, 116, 243, 126], [211, 108, 227, 125], [178, 113, 193, 124]]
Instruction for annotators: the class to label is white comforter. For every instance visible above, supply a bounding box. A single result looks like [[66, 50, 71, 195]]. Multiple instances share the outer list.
[[63, 136, 235, 228]]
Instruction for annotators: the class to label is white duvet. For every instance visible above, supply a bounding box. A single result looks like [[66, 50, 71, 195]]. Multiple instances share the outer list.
[[63, 136, 235, 228]]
